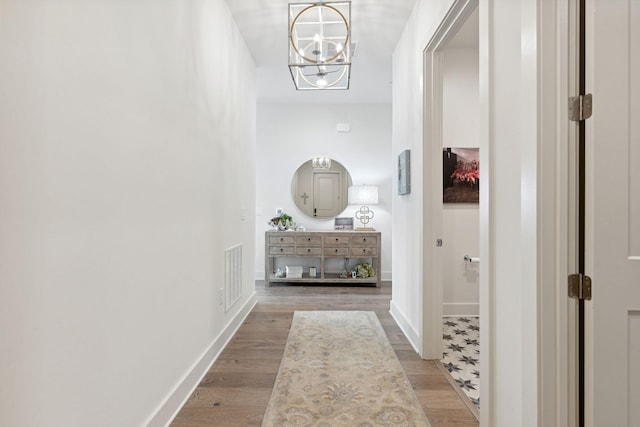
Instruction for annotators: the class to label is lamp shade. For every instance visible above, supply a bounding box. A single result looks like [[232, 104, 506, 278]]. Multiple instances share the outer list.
[[348, 185, 378, 205]]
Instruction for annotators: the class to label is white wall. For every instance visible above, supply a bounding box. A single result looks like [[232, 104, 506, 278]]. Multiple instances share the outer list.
[[391, 0, 456, 359], [392, 0, 561, 425], [478, 4, 525, 422], [255, 103, 393, 280], [0, 1, 256, 426], [442, 48, 480, 316]]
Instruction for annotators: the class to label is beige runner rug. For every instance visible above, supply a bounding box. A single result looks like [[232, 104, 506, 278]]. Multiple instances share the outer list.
[[262, 311, 431, 427]]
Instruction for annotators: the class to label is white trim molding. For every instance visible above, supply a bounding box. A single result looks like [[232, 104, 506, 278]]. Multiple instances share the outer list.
[[390, 300, 422, 355], [145, 293, 257, 427], [443, 303, 480, 317]]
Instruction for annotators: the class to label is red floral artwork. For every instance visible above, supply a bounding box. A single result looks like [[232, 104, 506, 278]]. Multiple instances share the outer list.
[[443, 148, 479, 203], [451, 159, 480, 184]]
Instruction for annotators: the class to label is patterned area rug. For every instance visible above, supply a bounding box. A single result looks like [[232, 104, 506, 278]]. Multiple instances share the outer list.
[[262, 311, 431, 427], [442, 316, 480, 408]]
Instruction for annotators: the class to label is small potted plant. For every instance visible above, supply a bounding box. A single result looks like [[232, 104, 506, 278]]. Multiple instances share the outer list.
[[268, 213, 296, 230]]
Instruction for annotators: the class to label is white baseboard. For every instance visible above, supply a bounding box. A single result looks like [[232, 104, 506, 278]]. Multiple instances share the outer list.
[[145, 292, 257, 427], [389, 299, 421, 354], [442, 303, 479, 317], [255, 270, 393, 281]]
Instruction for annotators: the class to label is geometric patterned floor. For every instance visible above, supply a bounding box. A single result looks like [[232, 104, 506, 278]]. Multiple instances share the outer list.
[[442, 316, 480, 408]]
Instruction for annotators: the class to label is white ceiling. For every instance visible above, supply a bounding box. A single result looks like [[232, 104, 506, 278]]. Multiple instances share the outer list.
[[225, 0, 478, 104]]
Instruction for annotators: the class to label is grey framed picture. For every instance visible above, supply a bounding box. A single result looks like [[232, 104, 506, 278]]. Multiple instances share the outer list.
[[397, 149, 411, 195]]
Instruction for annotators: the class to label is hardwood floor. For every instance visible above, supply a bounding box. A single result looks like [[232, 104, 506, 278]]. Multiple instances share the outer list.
[[171, 282, 479, 427]]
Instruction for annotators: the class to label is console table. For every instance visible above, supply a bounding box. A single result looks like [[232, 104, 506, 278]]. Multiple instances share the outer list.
[[265, 230, 381, 287]]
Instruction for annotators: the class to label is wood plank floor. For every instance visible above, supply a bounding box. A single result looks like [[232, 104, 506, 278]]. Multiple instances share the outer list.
[[171, 282, 479, 427]]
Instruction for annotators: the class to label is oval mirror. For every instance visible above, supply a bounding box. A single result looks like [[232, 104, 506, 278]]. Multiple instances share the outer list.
[[291, 158, 352, 219]]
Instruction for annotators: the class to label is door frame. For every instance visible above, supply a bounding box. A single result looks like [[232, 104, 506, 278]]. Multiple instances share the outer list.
[[421, 0, 576, 424], [421, 0, 478, 361], [540, 0, 579, 424]]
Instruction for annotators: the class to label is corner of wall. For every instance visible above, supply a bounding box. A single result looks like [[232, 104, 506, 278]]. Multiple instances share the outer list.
[[389, 300, 421, 355], [144, 293, 257, 427]]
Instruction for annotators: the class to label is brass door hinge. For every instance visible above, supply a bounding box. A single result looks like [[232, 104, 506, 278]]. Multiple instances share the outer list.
[[569, 94, 593, 121], [568, 273, 592, 300]]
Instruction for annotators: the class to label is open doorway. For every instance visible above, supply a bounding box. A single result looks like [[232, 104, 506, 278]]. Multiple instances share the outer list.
[[421, 0, 479, 418], [440, 8, 480, 411]]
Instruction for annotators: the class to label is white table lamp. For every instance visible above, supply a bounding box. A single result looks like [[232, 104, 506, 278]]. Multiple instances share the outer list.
[[348, 185, 378, 231]]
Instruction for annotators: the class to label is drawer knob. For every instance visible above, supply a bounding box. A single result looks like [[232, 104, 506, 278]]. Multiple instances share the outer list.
[[362, 249, 366, 253], [363, 238, 367, 242], [280, 248, 284, 252], [336, 238, 339, 242], [308, 237, 311, 241], [335, 249, 339, 253], [280, 237, 284, 242], [307, 249, 311, 253]]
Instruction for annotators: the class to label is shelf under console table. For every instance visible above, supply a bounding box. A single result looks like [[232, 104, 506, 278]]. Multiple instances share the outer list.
[[265, 230, 381, 287]]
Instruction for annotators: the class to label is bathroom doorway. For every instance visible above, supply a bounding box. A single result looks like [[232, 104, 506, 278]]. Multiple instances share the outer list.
[[421, 0, 480, 418]]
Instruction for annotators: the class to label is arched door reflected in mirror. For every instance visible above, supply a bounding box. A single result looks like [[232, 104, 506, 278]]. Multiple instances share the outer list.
[[291, 158, 352, 219]]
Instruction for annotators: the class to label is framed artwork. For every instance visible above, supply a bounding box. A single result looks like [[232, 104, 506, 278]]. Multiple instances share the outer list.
[[398, 149, 411, 195], [443, 147, 479, 203]]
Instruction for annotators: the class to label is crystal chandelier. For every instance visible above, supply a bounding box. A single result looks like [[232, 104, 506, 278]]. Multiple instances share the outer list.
[[288, 2, 351, 90]]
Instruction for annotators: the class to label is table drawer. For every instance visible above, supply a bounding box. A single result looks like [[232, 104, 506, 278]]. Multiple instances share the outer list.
[[324, 247, 350, 257], [269, 246, 295, 255], [350, 246, 378, 257], [296, 235, 322, 246], [324, 235, 350, 246], [269, 235, 295, 245], [350, 235, 378, 246], [296, 247, 322, 256]]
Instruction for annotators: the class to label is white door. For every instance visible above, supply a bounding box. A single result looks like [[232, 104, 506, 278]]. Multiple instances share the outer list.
[[313, 172, 341, 218], [586, 0, 640, 425]]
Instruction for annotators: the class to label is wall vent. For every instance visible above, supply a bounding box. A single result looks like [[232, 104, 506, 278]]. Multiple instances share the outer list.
[[225, 244, 242, 312]]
